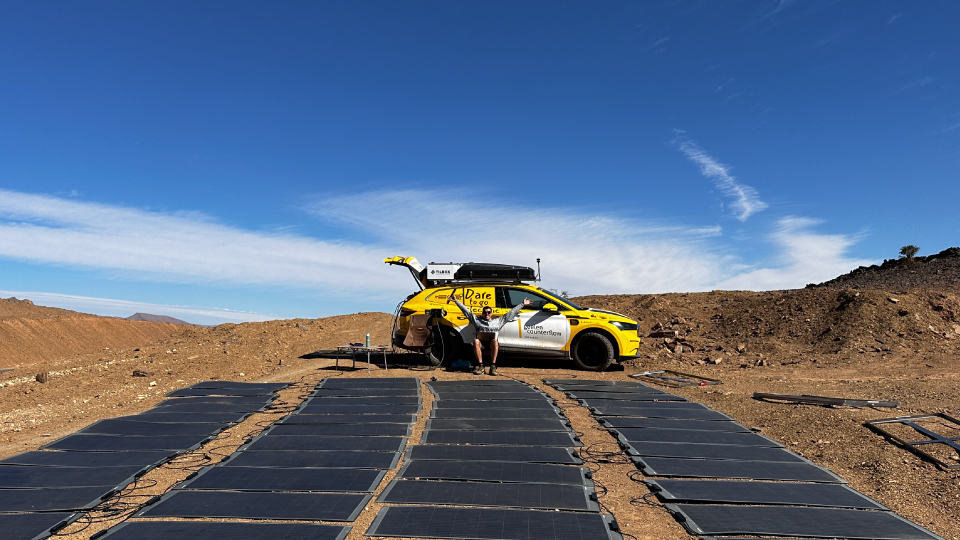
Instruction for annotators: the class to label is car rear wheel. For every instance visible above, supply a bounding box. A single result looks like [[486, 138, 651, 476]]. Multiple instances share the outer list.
[[572, 332, 615, 371], [426, 327, 464, 366]]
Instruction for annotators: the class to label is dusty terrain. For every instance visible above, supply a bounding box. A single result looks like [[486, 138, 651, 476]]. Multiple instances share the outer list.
[[2, 253, 959, 540]]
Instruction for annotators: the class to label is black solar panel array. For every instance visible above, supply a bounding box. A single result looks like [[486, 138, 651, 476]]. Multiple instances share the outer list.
[[127, 377, 420, 536], [0, 380, 287, 540], [544, 379, 946, 540], [368, 379, 623, 540]]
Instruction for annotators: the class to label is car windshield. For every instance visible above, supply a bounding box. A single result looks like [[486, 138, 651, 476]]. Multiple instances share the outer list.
[[537, 288, 581, 310]]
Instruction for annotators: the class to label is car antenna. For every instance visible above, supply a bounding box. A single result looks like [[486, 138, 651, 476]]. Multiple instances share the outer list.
[[536, 258, 541, 281]]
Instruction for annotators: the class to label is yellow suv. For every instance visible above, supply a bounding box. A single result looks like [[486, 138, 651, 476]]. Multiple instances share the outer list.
[[385, 256, 640, 371]]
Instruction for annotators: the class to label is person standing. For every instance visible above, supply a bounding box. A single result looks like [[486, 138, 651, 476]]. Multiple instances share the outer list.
[[448, 289, 531, 375]]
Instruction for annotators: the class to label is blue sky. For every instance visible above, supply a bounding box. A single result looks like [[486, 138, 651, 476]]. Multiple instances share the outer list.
[[1, 1, 958, 324]]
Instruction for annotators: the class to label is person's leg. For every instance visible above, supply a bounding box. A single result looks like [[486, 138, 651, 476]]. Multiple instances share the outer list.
[[472, 338, 484, 374], [488, 339, 499, 375]]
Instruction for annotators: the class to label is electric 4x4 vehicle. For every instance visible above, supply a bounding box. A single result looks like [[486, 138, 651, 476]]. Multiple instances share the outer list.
[[385, 256, 641, 371]]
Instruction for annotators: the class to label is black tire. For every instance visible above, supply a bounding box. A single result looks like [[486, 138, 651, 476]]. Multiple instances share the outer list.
[[426, 327, 464, 366], [572, 332, 615, 371]]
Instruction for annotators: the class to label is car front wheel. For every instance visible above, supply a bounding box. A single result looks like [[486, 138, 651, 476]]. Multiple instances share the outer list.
[[571, 332, 615, 371]]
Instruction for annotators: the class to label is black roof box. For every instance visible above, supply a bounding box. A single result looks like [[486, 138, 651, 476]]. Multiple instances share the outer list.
[[454, 263, 537, 282]]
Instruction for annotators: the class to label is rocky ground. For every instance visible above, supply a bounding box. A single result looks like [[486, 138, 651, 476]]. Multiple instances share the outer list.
[[1, 253, 959, 539]]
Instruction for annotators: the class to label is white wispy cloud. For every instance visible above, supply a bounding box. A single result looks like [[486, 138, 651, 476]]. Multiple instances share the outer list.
[[715, 217, 874, 290], [673, 133, 768, 221], [0, 189, 872, 312], [0, 189, 407, 297], [0, 290, 274, 325]]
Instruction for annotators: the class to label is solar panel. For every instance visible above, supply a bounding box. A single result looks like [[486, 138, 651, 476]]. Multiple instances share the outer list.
[[631, 456, 845, 483], [0, 486, 116, 512], [367, 506, 622, 540], [0, 450, 174, 468], [622, 441, 806, 462], [428, 391, 548, 400], [42, 434, 210, 452], [126, 411, 250, 423], [166, 387, 278, 397], [177, 466, 386, 493], [221, 450, 400, 470], [422, 430, 581, 447], [426, 418, 570, 432], [398, 461, 591, 486], [320, 378, 420, 389], [298, 397, 421, 407], [313, 389, 420, 397], [599, 417, 750, 432], [77, 419, 225, 438], [590, 405, 734, 421], [614, 428, 782, 447], [96, 521, 350, 540], [553, 385, 672, 394], [240, 435, 407, 452], [569, 392, 687, 402], [145, 402, 267, 414], [544, 379, 656, 388], [647, 479, 885, 509], [265, 423, 411, 437], [664, 504, 945, 540], [137, 490, 372, 521], [153, 396, 274, 407], [406, 445, 582, 464], [278, 413, 417, 425], [433, 400, 558, 410], [0, 464, 148, 488], [431, 409, 563, 420], [185, 381, 290, 391], [427, 380, 527, 388], [0, 512, 79, 540], [296, 404, 420, 415], [378, 479, 600, 511]]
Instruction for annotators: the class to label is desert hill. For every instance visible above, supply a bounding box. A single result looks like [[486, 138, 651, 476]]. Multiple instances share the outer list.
[[0, 298, 184, 369], [815, 246, 960, 291]]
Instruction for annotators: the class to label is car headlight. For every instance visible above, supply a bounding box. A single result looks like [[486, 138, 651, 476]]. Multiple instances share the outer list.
[[609, 321, 638, 331]]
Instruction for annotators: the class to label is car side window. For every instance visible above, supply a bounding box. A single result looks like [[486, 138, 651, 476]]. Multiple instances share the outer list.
[[504, 288, 561, 310]]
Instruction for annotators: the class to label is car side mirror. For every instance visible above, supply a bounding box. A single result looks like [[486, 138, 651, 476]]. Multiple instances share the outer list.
[[541, 303, 559, 312]]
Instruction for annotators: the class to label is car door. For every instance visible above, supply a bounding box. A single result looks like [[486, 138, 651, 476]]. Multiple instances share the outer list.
[[495, 287, 570, 351]]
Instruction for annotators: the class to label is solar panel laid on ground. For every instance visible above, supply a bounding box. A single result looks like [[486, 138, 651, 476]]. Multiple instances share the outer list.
[[166, 387, 280, 397], [398, 460, 592, 485], [553, 384, 673, 394], [378, 479, 600, 511], [569, 392, 688, 402], [264, 423, 412, 437], [319, 377, 420, 388], [598, 417, 750, 432], [142, 401, 269, 414], [614, 427, 782, 447], [426, 418, 570, 432], [240, 434, 407, 452], [278, 413, 418, 425], [647, 478, 882, 508], [312, 388, 420, 397], [296, 404, 421, 415], [367, 506, 623, 540], [0, 512, 78, 540], [182, 380, 290, 391], [297, 396, 421, 407], [127, 410, 251, 423], [432, 399, 559, 410], [221, 449, 401, 470], [0, 464, 147, 488], [153, 395, 276, 406], [177, 466, 386, 493], [622, 441, 807, 462], [96, 521, 350, 540], [42, 433, 212, 452], [137, 490, 371, 521], [76, 419, 226, 438], [590, 404, 735, 420], [421, 430, 582, 447], [0, 485, 120, 512], [406, 444, 583, 464], [430, 408, 564, 420], [0, 450, 174, 468], [664, 504, 947, 540]]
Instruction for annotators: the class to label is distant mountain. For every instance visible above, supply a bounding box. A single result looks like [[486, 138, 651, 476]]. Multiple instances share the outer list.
[[126, 312, 195, 325]]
